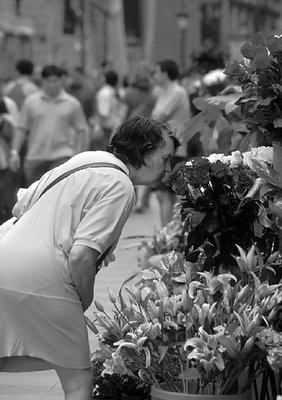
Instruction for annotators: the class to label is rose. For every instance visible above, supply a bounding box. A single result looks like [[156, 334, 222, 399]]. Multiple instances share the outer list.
[[184, 158, 211, 186], [210, 161, 232, 180], [232, 165, 256, 196]]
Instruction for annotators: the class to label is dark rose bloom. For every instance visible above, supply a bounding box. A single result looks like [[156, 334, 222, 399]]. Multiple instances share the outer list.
[[184, 157, 211, 186], [210, 161, 232, 180], [164, 161, 187, 195], [232, 165, 256, 196]]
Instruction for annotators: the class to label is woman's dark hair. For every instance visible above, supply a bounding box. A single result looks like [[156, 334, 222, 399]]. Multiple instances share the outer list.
[[108, 116, 179, 168], [41, 65, 63, 79]]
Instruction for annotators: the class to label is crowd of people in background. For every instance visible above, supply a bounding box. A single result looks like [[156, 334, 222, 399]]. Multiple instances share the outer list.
[[0, 52, 247, 227]]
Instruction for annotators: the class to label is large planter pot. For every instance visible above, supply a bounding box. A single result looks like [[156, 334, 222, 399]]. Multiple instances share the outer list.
[[272, 137, 282, 176], [150, 386, 250, 400], [272, 134, 282, 256], [122, 394, 148, 400]]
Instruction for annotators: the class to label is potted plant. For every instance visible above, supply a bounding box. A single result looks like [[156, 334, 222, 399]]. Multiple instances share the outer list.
[[87, 247, 282, 399]]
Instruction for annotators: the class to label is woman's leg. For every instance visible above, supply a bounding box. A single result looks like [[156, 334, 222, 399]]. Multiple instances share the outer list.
[[55, 365, 93, 400]]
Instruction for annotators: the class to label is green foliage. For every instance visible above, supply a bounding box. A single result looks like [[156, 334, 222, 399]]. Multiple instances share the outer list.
[[225, 32, 282, 141]]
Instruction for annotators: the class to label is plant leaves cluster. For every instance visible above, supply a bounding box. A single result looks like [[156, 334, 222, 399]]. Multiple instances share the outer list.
[[166, 156, 278, 275], [225, 32, 282, 142]]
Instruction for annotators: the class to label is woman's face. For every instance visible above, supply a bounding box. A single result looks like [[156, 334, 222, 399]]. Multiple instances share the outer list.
[[137, 134, 175, 186]]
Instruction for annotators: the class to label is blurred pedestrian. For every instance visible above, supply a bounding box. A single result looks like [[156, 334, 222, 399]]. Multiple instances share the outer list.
[[67, 66, 95, 123], [94, 70, 124, 150], [9, 64, 89, 186], [0, 115, 179, 400], [4, 59, 39, 186], [4, 59, 39, 110], [122, 70, 156, 120], [121, 69, 157, 213], [0, 78, 19, 223], [152, 59, 191, 227]]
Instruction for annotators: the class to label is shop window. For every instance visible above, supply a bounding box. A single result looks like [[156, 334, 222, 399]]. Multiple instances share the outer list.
[[63, 0, 76, 34], [15, 0, 21, 15], [123, 0, 141, 45]]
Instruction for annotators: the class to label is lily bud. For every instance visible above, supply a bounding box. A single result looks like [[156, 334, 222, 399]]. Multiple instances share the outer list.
[[108, 288, 117, 303], [94, 300, 104, 312]]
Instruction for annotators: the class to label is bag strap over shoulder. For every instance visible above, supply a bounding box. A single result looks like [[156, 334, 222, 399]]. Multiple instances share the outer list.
[[38, 161, 127, 267], [38, 162, 126, 200]]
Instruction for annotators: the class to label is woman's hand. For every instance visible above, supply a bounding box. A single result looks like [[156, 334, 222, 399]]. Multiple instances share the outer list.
[[103, 253, 115, 267]]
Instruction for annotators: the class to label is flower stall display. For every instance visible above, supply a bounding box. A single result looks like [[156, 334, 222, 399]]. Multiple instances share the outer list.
[[86, 146, 282, 399], [87, 249, 282, 398]]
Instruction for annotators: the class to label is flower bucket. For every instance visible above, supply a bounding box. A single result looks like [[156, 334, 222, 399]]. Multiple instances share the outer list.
[[150, 385, 250, 400], [122, 394, 148, 400]]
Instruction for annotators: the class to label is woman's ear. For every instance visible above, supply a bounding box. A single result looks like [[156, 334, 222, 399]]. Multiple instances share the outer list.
[[143, 153, 152, 167]]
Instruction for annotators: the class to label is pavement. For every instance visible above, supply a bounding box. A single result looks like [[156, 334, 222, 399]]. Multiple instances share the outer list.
[[0, 193, 161, 399]]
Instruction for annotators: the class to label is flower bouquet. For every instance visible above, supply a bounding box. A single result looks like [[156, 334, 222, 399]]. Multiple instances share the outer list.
[[164, 148, 281, 278]]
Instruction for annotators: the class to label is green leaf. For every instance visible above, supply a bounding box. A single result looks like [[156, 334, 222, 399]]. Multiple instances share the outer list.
[[252, 31, 266, 46], [266, 36, 282, 54], [273, 118, 282, 128], [241, 42, 255, 59], [158, 345, 168, 363]]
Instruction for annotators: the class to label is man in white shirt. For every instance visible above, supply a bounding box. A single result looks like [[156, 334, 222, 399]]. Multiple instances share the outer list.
[[95, 70, 123, 150], [9, 65, 89, 186]]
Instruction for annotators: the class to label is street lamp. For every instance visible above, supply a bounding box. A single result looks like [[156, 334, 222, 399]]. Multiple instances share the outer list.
[[177, 1, 189, 72]]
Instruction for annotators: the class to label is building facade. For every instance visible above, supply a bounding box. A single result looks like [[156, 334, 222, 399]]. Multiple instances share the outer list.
[[0, 0, 281, 80]]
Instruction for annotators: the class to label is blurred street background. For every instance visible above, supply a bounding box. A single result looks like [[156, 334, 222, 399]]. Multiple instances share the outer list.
[[0, 0, 282, 79]]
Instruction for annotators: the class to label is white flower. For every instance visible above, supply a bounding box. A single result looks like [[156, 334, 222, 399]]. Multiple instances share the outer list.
[[255, 146, 273, 164], [208, 153, 225, 163], [228, 151, 243, 168], [242, 151, 254, 169], [202, 69, 226, 86], [242, 146, 273, 170]]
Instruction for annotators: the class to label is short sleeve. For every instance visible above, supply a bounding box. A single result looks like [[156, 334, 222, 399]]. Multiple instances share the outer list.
[[72, 178, 135, 254]]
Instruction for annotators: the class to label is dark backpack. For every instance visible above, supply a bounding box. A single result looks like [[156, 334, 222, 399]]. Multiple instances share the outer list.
[[6, 82, 26, 109]]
